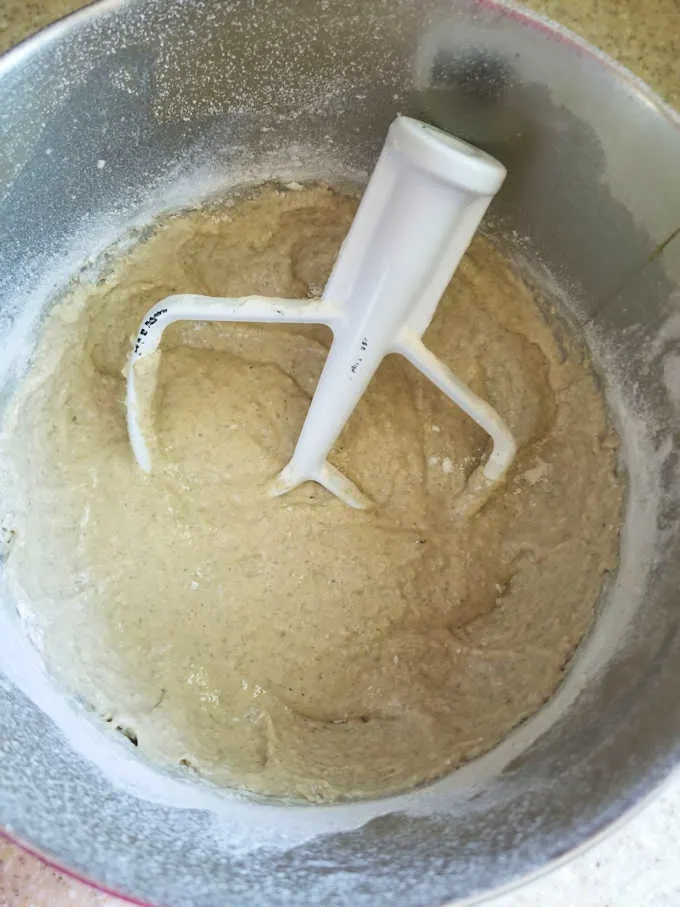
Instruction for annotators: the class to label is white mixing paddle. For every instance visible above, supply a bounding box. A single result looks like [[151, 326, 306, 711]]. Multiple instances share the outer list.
[[126, 116, 516, 508]]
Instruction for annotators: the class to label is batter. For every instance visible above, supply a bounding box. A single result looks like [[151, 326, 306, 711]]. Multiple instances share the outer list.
[[0, 184, 622, 801]]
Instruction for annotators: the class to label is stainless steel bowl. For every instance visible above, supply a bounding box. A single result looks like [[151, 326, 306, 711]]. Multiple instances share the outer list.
[[1, 2, 679, 905]]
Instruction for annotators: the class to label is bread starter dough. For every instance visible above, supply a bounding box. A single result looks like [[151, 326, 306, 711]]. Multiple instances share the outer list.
[[1, 184, 622, 802]]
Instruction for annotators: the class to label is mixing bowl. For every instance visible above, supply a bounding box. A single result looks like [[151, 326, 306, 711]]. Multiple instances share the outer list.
[[1, 1, 680, 905]]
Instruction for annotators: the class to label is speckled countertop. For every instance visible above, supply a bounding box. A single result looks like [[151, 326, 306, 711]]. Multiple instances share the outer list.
[[1, 1, 679, 905]]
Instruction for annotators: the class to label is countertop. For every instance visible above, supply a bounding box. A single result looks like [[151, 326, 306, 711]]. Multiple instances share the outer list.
[[1, 1, 679, 905]]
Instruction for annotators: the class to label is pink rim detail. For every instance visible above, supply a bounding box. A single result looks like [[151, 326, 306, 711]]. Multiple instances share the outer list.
[[0, 828, 156, 907]]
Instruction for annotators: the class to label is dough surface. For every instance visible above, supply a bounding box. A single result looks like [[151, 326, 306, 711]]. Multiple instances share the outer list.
[[1, 184, 622, 801]]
